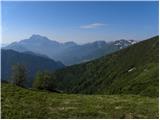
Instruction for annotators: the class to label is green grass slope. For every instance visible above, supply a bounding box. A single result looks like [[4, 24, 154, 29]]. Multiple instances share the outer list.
[[1, 83, 158, 119], [52, 36, 159, 97]]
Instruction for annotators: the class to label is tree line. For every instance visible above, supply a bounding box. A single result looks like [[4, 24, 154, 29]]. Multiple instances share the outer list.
[[8, 64, 57, 91]]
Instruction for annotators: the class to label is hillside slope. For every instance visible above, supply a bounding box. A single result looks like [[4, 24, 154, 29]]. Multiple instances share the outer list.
[[51, 36, 159, 97], [2, 83, 158, 119], [1, 49, 65, 86]]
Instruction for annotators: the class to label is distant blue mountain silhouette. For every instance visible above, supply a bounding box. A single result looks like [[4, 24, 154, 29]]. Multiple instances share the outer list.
[[4, 34, 136, 65]]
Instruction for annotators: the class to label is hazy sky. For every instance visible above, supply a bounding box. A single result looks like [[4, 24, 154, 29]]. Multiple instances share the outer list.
[[2, 1, 159, 44]]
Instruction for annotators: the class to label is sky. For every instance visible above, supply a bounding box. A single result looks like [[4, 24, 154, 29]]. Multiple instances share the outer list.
[[1, 1, 159, 44]]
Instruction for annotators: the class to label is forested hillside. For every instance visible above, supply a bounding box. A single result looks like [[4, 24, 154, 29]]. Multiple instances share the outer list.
[[51, 36, 158, 97]]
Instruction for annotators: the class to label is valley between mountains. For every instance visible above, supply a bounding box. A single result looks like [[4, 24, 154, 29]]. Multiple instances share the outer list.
[[1, 35, 159, 118]]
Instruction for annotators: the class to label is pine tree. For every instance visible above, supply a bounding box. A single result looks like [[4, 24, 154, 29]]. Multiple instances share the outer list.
[[11, 64, 26, 87], [33, 71, 55, 91], [32, 72, 44, 89]]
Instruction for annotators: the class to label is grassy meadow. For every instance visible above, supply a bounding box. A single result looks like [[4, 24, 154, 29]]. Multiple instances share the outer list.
[[1, 83, 158, 119]]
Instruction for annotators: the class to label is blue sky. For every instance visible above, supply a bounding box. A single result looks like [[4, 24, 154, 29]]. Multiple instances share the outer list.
[[2, 1, 159, 44]]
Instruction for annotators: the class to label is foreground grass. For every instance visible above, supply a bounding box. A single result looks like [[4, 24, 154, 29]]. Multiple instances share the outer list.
[[1, 83, 159, 119]]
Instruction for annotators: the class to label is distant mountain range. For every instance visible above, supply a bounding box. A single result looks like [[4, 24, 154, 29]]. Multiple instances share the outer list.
[[50, 36, 158, 97], [3, 34, 136, 65], [1, 49, 65, 87]]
